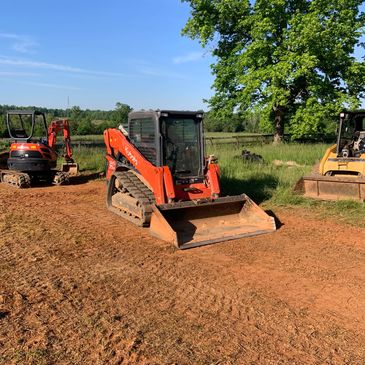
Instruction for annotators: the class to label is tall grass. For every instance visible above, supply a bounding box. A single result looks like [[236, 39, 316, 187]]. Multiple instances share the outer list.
[[207, 143, 327, 202], [54, 141, 365, 226], [57, 146, 105, 172], [208, 143, 365, 225], [0, 140, 8, 151], [73, 147, 105, 172], [205, 131, 261, 137], [207, 144, 327, 204]]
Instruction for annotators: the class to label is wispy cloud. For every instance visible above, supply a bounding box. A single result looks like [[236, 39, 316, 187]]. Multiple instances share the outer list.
[[0, 33, 38, 53], [0, 71, 40, 77], [173, 51, 203, 64], [13, 80, 85, 91], [137, 66, 187, 79], [0, 55, 185, 80], [0, 56, 134, 77]]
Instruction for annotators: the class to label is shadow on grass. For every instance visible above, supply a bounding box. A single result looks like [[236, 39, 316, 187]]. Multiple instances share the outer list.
[[220, 174, 279, 204]]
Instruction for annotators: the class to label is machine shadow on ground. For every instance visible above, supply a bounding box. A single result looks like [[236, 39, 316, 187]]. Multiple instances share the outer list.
[[220, 174, 279, 204], [69, 171, 105, 185]]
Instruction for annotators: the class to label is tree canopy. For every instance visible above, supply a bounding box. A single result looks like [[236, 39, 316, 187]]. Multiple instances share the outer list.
[[182, 0, 365, 141]]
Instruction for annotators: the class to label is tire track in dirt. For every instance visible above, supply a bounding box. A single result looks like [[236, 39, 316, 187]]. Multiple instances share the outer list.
[[1, 182, 365, 364], [30, 185, 365, 363], [55, 194, 365, 333]]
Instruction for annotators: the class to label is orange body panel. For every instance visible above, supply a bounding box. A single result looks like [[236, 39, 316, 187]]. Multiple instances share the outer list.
[[103, 128, 222, 205], [10, 141, 58, 164]]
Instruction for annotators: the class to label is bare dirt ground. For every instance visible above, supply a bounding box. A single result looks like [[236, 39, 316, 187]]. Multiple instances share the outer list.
[[1, 180, 365, 364]]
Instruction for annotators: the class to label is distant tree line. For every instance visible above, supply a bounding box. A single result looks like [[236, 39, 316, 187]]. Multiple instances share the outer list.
[[204, 110, 337, 136], [0, 103, 336, 137], [0, 102, 132, 137]]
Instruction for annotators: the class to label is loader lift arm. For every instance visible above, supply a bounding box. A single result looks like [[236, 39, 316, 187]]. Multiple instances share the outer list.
[[104, 127, 223, 206]]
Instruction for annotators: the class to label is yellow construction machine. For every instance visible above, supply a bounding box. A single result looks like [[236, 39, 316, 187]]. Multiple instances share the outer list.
[[295, 110, 365, 201]]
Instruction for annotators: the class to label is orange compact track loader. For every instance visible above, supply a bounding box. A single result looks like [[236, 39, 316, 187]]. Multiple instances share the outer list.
[[0, 110, 78, 188], [295, 110, 365, 201], [104, 110, 276, 249]]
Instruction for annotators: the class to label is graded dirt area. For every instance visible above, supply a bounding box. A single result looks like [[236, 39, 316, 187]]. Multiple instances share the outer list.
[[0, 181, 365, 364]]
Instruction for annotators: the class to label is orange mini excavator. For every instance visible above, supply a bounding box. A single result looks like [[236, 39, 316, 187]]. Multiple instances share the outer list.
[[0, 110, 78, 188], [104, 110, 276, 249]]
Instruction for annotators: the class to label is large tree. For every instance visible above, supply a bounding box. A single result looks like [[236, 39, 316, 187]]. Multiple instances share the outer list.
[[182, 0, 365, 141], [113, 102, 132, 124]]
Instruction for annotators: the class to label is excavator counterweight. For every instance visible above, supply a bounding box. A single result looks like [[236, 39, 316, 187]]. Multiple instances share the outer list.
[[104, 110, 276, 249]]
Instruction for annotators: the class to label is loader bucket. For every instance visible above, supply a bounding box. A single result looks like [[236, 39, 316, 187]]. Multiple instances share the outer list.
[[294, 175, 365, 201], [149, 195, 276, 249], [62, 162, 79, 176]]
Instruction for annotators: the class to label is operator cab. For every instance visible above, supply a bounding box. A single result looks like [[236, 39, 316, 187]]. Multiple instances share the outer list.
[[337, 111, 365, 158], [128, 110, 205, 179]]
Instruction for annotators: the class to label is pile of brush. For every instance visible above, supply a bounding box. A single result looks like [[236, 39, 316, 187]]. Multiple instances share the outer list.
[[240, 149, 264, 163]]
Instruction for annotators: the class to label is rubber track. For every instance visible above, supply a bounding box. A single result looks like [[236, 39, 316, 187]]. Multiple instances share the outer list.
[[112, 170, 155, 227], [0, 170, 31, 188], [53, 171, 70, 186]]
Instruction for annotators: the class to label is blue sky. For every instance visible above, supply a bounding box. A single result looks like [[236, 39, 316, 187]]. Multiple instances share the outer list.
[[1, 1, 364, 112], [0, 0, 214, 111]]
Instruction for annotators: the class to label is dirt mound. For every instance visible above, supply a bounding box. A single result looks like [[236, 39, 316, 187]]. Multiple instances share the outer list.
[[1, 182, 365, 364]]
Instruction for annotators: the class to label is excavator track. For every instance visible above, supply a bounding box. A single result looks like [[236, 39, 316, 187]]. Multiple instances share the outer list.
[[0, 170, 31, 188], [107, 170, 155, 227], [53, 171, 70, 186]]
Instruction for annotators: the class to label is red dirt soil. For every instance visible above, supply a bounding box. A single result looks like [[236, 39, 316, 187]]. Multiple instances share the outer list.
[[0, 180, 365, 364]]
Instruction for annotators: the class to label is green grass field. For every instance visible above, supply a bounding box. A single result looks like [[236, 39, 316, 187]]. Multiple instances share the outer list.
[[207, 143, 365, 225], [70, 147, 105, 172], [2, 134, 364, 226], [69, 141, 365, 226]]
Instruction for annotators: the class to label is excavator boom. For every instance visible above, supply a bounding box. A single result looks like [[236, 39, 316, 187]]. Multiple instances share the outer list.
[[48, 119, 79, 175]]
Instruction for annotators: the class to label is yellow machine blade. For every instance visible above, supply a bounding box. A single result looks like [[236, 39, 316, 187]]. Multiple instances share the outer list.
[[149, 195, 276, 249], [295, 175, 365, 201]]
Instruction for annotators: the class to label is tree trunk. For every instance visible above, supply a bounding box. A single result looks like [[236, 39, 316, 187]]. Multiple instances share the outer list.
[[273, 106, 284, 144]]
